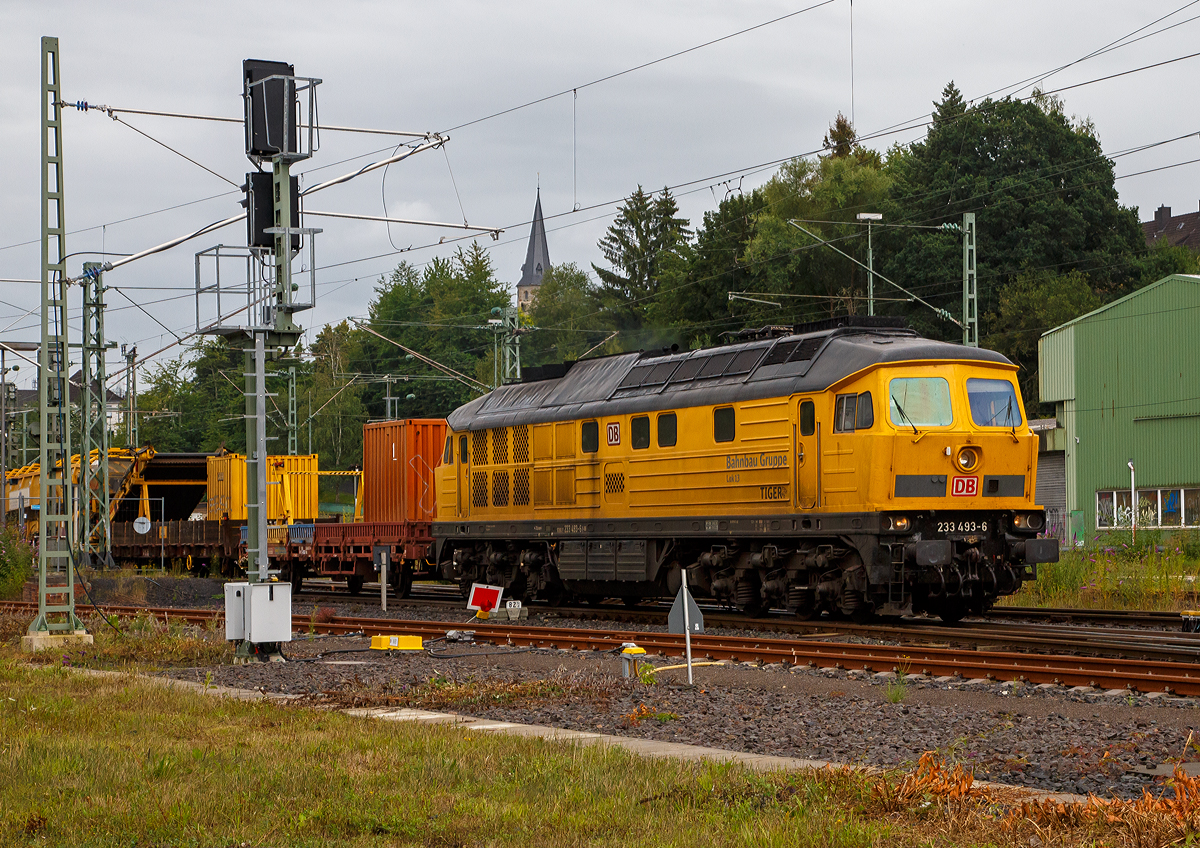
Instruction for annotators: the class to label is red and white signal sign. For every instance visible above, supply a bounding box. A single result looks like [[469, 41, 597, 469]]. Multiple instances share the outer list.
[[951, 476, 979, 497], [607, 422, 621, 446], [467, 583, 505, 612]]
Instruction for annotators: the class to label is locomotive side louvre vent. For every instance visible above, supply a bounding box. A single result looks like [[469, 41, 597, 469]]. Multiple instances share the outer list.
[[725, 347, 765, 375], [555, 467, 576, 505], [513, 424, 530, 464], [533, 469, 553, 505], [618, 363, 655, 389], [604, 471, 626, 495], [492, 427, 509, 465], [492, 470, 510, 507], [471, 471, 488, 508], [513, 467, 531, 506], [471, 431, 488, 466]]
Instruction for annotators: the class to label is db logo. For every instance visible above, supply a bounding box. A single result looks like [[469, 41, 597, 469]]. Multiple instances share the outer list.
[[606, 422, 621, 446], [951, 476, 979, 497]]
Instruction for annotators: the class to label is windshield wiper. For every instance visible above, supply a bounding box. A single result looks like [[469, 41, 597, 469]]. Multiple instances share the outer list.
[[891, 395, 918, 436]]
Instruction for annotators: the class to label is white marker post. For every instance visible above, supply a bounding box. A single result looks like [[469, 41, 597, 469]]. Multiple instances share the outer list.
[[681, 570, 694, 685], [380, 551, 388, 613]]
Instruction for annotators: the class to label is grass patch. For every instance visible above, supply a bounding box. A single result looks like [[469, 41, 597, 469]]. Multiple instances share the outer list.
[[1, 661, 1195, 847], [0, 609, 230, 670], [1001, 535, 1200, 610], [0, 525, 33, 601]]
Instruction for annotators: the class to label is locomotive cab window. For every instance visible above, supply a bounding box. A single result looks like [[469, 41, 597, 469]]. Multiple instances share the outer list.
[[966, 378, 1022, 427], [581, 420, 599, 453], [799, 400, 815, 436], [714, 406, 735, 442], [888, 377, 953, 428], [443, 436, 453, 465], [631, 415, 651, 450], [834, 393, 859, 433], [658, 412, 677, 447], [459, 435, 468, 464]]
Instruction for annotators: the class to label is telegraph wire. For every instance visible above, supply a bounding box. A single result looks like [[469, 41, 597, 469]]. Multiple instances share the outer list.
[[438, 1, 838, 134]]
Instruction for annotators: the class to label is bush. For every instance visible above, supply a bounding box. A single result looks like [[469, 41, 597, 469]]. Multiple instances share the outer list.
[[0, 525, 34, 601]]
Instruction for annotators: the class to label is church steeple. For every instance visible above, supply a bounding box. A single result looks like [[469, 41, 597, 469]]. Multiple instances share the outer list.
[[517, 188, 550, 306]]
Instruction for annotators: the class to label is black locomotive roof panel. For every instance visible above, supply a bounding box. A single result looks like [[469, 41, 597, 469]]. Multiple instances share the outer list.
[[446, 327, 1012, 431]]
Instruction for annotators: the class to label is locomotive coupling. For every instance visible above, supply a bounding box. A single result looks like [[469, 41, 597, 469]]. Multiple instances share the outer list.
[[907, 540, 953, 567]]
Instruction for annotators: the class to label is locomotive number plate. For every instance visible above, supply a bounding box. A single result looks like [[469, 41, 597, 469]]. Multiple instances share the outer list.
[[936, 520, 988, 534]]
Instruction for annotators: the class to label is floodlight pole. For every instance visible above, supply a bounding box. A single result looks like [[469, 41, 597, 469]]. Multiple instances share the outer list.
[[961, 212, 978, 347], [856, 213, 882, 316]]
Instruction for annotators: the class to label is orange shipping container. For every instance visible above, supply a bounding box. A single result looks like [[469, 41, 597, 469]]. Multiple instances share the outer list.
[[362, 419, 446, 524]]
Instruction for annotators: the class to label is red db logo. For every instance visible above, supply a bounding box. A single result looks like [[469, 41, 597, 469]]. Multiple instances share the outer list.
[[951, 476, 978, 497]]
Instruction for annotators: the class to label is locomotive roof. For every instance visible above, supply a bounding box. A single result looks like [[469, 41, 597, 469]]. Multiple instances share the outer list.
[[446, 325, 1012, 431]]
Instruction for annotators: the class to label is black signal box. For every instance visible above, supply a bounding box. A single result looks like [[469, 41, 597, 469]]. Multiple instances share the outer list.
[[246, 172, 300, 251], [243, 59, 297, 159]]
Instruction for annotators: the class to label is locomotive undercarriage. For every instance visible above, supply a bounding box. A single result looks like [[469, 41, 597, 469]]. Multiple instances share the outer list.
[[436, 510, 1056, 623]]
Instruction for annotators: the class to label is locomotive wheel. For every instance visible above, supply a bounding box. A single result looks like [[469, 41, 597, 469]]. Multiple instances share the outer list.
[[937, 602, 967, 624], [396, 563, 413, 599], [346, 576, 365, 595]]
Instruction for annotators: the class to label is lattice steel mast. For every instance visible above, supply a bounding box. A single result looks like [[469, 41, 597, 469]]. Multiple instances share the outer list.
[[30, 36, 85, 637]]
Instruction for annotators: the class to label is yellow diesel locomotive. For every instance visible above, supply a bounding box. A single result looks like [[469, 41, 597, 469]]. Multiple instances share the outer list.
[[433, 317, 1057, 622]]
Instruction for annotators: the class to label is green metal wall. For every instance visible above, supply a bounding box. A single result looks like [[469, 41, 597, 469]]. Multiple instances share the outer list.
[[1039, 275, 1200, 529]]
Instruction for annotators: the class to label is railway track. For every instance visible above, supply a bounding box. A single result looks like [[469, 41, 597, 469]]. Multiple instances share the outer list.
[[5, 600, 1200, 696]]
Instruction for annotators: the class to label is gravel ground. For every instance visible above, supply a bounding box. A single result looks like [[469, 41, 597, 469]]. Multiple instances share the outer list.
[[162, 631, 1200, 800]]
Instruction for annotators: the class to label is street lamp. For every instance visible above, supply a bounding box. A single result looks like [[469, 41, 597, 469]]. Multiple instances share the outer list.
[[856, 212, 882, 316]]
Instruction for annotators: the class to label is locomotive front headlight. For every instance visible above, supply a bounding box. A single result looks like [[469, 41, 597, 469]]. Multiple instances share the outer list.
[[955, 446, 980, 472], [888, 515, 910, 531], [1013, 512, 1044, 531]]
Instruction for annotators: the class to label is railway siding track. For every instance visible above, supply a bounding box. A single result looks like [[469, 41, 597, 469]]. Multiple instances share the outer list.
[[6, 601, 1200, 696]]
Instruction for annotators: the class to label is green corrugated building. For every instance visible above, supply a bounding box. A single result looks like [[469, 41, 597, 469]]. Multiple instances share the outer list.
[[1038, 274, 1200, 542]]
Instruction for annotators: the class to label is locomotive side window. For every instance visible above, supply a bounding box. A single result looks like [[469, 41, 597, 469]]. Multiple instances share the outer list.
[[799, 400, 816, 436], [459, 435, 468, 464], [714, 406, 735, 442], [658, 412, 677, 447], [443, 436, 453, 465], [834, 394, 858, 433], [855, 391, 874, 430], [631, 416, 651, 450], [581, 420, 599, 453]]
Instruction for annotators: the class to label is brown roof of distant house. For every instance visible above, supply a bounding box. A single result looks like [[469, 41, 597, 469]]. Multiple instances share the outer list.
[[1142, 204, 1200, 250]]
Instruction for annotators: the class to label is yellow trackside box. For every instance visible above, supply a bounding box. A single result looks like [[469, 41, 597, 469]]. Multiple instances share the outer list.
[[370, 634, 423, 651]]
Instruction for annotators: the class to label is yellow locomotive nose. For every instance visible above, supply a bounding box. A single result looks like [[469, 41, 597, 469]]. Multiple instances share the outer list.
[[955, 446, 981, 472]]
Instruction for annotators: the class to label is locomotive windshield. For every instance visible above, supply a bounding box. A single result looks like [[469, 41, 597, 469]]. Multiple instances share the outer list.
[[966, 378, 1022, 427], [888, 377, 953, 427]]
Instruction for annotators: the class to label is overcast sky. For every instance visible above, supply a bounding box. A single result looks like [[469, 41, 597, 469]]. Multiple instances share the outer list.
[[2, 1, 1197, 387]]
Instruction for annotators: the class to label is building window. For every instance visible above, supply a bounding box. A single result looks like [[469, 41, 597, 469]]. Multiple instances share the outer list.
[[631, 416, 650, 450], [1096, 487, 1200, 528], [714, 407, 735, 443], [657, 412, 677, 448]]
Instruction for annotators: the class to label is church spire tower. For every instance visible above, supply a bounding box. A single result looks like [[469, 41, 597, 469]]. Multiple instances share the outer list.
[[517, 188, 550, 307]]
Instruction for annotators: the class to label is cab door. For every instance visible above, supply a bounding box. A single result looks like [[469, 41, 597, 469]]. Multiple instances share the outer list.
[[795, 398, 819, 510]]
